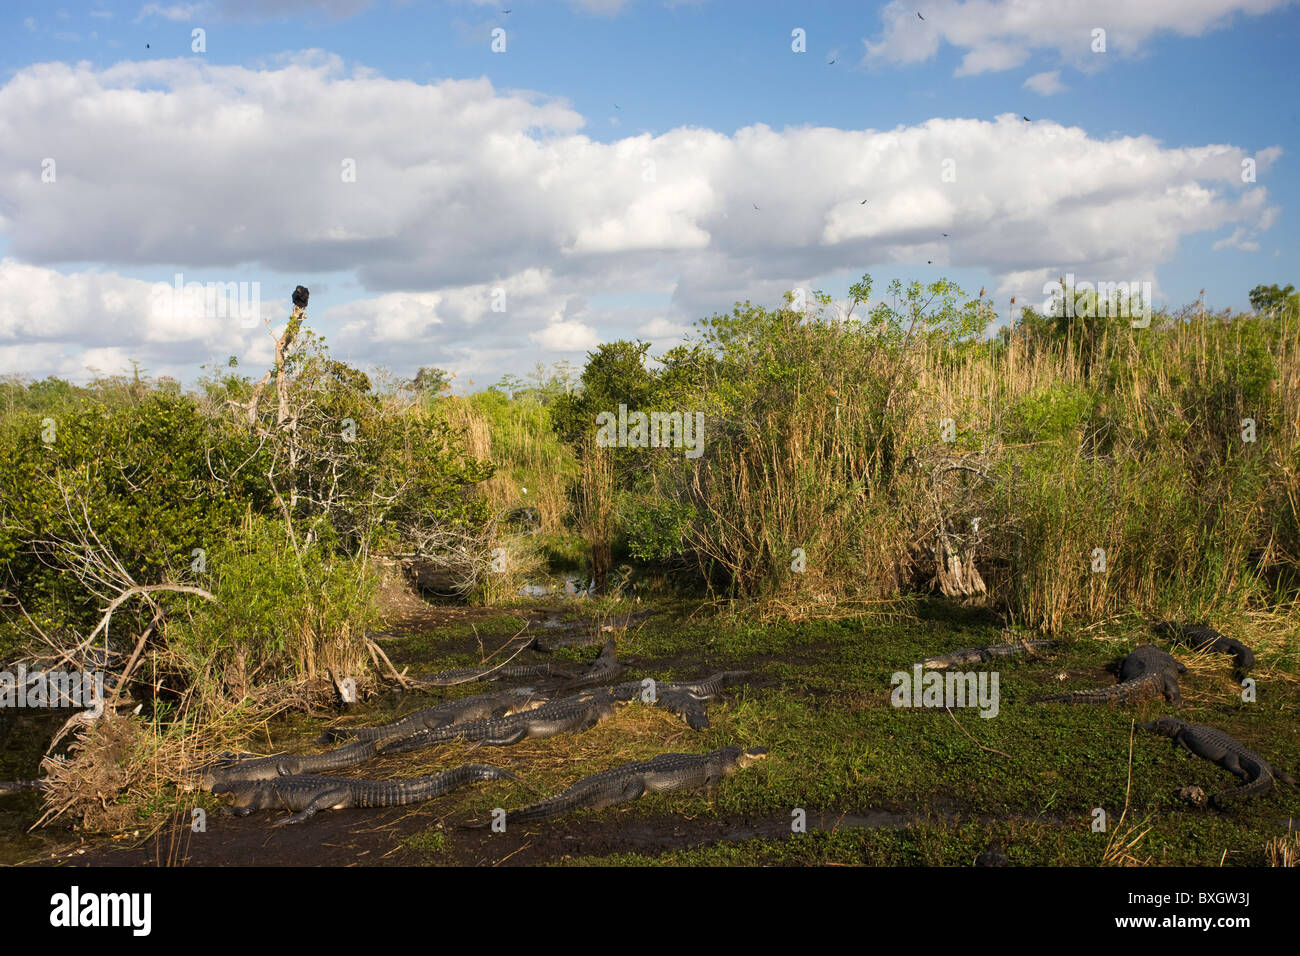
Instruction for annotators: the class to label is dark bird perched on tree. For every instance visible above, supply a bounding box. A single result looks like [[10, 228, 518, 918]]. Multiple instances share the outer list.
[[292, 286, 310, 310]]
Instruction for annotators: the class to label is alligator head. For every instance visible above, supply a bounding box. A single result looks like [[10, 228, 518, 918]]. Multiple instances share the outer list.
[[1139, 717, 1183, 737]]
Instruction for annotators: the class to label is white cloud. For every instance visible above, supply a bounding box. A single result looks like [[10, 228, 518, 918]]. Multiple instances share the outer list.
[[1023, 70, 1066, 95], [0, 58, 1281, 382], [530, 319, 601, 351], [134, 3, 210, 22], [865, 0, 1295, 75]]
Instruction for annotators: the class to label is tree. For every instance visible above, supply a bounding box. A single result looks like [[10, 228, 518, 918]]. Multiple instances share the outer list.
[[1248, 283, 1298, 319]]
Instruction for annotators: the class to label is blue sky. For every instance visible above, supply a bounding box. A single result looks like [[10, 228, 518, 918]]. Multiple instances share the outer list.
[[1, 0, 1297, 388]]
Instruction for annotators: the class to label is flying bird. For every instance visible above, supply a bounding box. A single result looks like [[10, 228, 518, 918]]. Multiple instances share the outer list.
[[860, 199, 869, 205], [918, 12, 925, 19], [942, 232, 949, 237], [753, 203, 760, 211], [146, 43, 150, 48], [927, 260, 933, 265], [1023, 116, 1031, 122], [827, 58, 835, 65], [503, 8, 511, 13]]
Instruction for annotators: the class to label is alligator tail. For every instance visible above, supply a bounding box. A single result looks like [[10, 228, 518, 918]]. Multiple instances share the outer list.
[[1209, 772, 1277, 808], [1033, 675, 1157, 704]]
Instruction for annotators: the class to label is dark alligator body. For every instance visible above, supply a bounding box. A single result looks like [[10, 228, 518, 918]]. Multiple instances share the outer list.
[[1156, 623, 1255, 678], [322, 689, 548, 743], [1140, 716, 1295, 807], [418, 661, 581, 686], [560, 638, 627, 689], [375, 692, 616, 754], [531, 609, 658, 651], [0, 779, 46, 796], [214, 764, 518, 826], [1033, 644, 1184, 706], [495, 745, 768, 825], [921, 640, 1059, 670], [197, 738, 382, 790], [602, 671, 751, 728]]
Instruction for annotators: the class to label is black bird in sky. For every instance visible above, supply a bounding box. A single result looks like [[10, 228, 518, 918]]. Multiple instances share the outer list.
[[860, 199, 869, 204], [1023, 115, 1031, 122], [827, 58, 835, 65], [942, 232, 949, 237], [753, 204, 760, 211], [146, 43, 150, 48], [927, 260, 933, 265], [918, 12, 925, 20]]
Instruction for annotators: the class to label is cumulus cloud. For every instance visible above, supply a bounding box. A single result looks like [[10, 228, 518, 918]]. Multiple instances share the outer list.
[[135, 3, 210, 22], [1023, 70, 1066, 95], [865, 0, 1294, 75], [0, 57, 1281, 383]]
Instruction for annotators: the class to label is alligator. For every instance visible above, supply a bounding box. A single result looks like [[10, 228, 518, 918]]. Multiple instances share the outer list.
[[491, 745, 768, 826], [321, 689, 548, 743], [0, 779, 47, 796], [214, 764, 519, 826], [418, 661, 581, 686], [602, 671, 751, 729], [561, 638, 627, 689], [374, 691, 616, 755], [532, 609, 658, 651], [920, 640, 1059, 670], [1032, 645, 1184, 706], [195, 738, 382, 790], [1139, 716, 1295, 807], [1156, 623, 1254, 678]]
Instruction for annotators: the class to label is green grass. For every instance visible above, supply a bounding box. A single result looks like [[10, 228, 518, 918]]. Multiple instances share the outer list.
[[490, 599, 1298, 865]]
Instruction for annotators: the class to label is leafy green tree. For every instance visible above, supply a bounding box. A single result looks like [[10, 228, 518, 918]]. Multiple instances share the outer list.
[[1248, 283, 1298, 319]]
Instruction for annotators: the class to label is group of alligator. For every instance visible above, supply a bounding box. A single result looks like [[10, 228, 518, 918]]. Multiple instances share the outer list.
[[924, 623, 1293, 809], [197, 640, 767, 826], [2, 615, 1290, 860], [195, 618, 1291, 834]]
